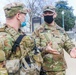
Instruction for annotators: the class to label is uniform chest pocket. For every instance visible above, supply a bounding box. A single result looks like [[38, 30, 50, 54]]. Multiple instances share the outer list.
[[50, 35, 64, 52], [52, 34, 63, 44]]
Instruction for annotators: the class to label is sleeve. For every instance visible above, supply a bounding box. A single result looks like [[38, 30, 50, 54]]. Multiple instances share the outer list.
[[0, 40, 6, 61], [32, 30, 41, 47], [32, 31, 44, 66], [20, 35, 34, 56], [63, 33, 75, 54], [32, 30, 47, 55], [0, 33, 13, 60]]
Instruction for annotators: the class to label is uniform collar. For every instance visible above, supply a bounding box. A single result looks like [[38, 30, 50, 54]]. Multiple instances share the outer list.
[[4, 24, 23, 34], [43, 22, 57, 31]]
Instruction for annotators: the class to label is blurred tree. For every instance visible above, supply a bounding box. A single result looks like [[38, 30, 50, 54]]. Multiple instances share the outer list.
[[22, 0, 53, 31], [55, 0, 75, 31]]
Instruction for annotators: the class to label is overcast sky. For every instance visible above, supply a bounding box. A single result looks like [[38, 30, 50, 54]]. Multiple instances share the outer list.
[[0, 0, 76, 24], [68, 0, 76, 16]]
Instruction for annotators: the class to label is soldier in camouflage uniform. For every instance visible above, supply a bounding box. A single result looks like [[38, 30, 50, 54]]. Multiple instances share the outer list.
[[32, 5, 76, 75], [0, 2, 41, 75]]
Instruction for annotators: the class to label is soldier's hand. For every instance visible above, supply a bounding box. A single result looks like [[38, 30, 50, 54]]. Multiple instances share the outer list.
[[45, 42, 60, 55], [70, 47, 76, 58]]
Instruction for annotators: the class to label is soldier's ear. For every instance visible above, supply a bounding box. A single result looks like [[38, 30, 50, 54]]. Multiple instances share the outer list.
[[41, 14, 44, 17], [16, 13, 21, 20], [53, 12, 57, 18]]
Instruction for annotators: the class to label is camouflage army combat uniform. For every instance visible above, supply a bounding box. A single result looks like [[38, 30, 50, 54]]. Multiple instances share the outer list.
[[0, 25, 37, 75], [0, 2, 42, 75], [32, 22, 75, 75]]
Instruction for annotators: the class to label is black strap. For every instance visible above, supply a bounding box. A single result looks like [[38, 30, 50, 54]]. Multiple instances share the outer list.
[[12, 35, 25, 53], [40, 67, 46, 75], [12, 34, 31, 67], [25, 55, 31, 67], [33, 39, 39, 54], [7, 34, 25, 60]]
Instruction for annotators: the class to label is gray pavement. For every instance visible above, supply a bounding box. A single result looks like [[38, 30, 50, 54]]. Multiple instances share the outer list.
[[64, 50, 76, 75]]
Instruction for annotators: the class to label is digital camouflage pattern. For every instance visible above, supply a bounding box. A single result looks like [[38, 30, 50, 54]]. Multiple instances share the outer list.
[[0, 25, 34, 60], [32, 22, 75, 72], [4, 2, 28, 18], [0, 25, 39, 75]]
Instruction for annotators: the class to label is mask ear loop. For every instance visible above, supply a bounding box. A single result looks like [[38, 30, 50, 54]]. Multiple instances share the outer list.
[[20, 15, 26, 27], [21, 15, 27, 27]]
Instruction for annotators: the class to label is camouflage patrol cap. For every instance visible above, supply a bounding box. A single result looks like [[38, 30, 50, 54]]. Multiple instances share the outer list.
[[43, 5, 55, 13], [4, 2, 28, 18]]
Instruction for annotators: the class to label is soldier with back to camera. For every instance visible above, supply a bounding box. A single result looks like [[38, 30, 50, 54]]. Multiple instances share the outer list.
[[0, 2, 42, 75]]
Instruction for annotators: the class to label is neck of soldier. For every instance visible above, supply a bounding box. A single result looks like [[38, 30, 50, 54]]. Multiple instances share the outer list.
[[6, 18, 20, 31]]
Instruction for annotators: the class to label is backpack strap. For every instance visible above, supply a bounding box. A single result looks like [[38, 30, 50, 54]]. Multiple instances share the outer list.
[[12, 35, 25, 53]]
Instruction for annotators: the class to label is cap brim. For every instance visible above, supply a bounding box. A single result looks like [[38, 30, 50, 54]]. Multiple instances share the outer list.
[[43, 9, 55, 13]]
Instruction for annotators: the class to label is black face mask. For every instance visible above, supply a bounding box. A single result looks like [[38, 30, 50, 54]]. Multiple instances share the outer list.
[[44, 15, 54, 24]]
